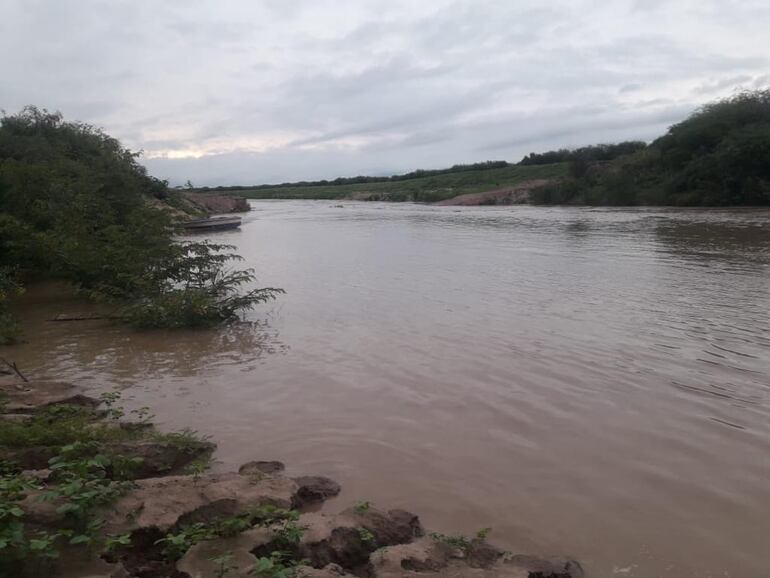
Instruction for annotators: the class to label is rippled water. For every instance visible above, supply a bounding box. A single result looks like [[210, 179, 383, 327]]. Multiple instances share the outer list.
[[6, 202, 770, 577]]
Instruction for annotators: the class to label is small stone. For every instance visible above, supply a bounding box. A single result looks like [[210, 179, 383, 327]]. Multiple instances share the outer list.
[[292, 476, 341, 507], [239, 460, 285, 475]]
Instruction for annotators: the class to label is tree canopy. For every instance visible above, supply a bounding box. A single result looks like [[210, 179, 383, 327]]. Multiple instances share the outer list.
[[530, 90, 770, 206], [0, 107, 280, 343]]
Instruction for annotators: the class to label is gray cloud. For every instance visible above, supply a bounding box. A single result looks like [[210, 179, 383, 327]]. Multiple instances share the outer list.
[[1, 0, 768, 185]]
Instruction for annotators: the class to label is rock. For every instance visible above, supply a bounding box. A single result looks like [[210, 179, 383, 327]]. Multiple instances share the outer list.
[[177, 527, 273, 578], [466, 541, 502, 569], [297, 564, 352, 577], [239, 460, 285, 476], [0, 381, 100, 413], [109, 439, 214, 479], [292, 475, 341, 507], [55, 549, 130, 578], [21, 468, 51, 482], [369, 539, 583, 578], [345, 506, 424, 546], [368, 537, 450, 576], [102, 472, 299, 535], [505, 554, 585, 578], [296, 507, 423, 571]]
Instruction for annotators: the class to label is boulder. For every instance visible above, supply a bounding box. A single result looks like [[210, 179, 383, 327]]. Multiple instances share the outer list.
[[108, 439, 214, 479], [239, 460, 285, 476], [292, 475, 341, 507], [101, 472, 298, 536], [0, 381, 100, 413], [296, 507, 423, 570]]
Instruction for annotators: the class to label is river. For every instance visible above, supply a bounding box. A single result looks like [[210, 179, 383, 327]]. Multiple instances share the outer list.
[[6, 202, 770, 577]]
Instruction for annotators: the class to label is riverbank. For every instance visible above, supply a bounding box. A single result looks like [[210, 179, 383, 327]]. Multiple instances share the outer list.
[[0, 375, 583, 578], [200, 164, 566, 204]]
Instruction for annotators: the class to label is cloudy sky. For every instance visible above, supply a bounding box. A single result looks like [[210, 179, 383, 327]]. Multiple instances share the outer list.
[[2, 0, 768, 185]]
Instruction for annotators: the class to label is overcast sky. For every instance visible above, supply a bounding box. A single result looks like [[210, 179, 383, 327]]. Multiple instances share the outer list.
[[2, 0, 768, 185]]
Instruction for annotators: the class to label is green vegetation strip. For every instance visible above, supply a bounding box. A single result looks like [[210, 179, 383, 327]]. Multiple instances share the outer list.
[[220, 163, 566, 202]]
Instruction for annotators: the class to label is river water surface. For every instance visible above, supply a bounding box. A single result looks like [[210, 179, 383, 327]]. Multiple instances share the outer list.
[[7, 202, 770, 577]]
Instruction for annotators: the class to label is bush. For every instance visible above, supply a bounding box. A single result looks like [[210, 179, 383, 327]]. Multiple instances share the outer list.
[[531, 90, 770, 205], [0, 107, 283, 331]]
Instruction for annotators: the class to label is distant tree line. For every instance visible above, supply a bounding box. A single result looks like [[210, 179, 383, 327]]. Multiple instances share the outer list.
[[196, 160, 511, 192], [518, 141, 648, 169], [530, 90, 770, 206]]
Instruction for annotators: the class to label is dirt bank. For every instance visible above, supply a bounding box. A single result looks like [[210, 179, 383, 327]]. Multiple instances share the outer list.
[[0, 376, 583, 578], [182, 192, 251, 214], [433, 179, 553, 206]]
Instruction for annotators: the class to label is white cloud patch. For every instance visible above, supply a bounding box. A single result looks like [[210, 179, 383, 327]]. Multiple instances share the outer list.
[[1, 0, 768, 185]]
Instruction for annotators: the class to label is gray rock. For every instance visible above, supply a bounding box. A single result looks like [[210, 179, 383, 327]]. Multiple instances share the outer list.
[[292, 475, 341, 507], [239, 460, 285, 476]]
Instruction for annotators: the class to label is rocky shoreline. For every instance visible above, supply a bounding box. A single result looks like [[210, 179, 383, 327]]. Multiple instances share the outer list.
[[0, 377, 583, 578]]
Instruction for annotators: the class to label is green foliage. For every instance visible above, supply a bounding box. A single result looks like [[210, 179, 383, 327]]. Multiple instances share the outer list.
[[210, 551, 238, 578], [151, 427, 213, 456], [200, 160, 512, 193], [0, 106, 283, 334], [226, 164, 566, 202], [43, 442, 133, 531], [118, 241, 285, 328], [353, 500, 371, 514], [156, 505, 301, 561], [156, 522, 218, 560], [429, 527, 492, 553], [531, 90, 770, 206], [250, 552, 300, 578], [357, 527, 375, 544], [519, 141, 648, 167], [0, 441, 137, 575], [0, 404, 130, 449]]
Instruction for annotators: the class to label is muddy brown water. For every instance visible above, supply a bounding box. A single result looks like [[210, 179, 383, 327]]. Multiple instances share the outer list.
[[5, 202, 770, 578]]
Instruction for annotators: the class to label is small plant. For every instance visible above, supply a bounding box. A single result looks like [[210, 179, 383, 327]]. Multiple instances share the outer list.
[[42, 443, 133, 546], [273, 519, 305, 548], [184, 459, 209, 485], [210, 551, 237, 578], [99, 391, 125, 421], [353, 500, 370, 514], [103, 532, 132, 555], [429, 528, 492, 554], [250, 551, 299, 578], [156, 523, 217, 560], [357, 527, 375, 544], [153, 428, 213, 455]]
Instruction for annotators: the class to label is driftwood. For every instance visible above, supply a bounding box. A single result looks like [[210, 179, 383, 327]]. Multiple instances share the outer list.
[[0, 358, 29, 382]]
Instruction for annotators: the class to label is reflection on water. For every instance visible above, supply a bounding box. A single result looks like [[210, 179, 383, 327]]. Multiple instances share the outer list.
[[5, 289, 287, 386], [5, 203, 770, 578]]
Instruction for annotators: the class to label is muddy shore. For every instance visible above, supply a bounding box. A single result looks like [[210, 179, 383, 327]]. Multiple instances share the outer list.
[[0, 376, 583, 578], [182, 192, 251, 215]]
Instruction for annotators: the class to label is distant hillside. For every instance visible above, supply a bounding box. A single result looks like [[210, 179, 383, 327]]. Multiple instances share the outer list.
[[199, 163, 566, 203], [193, 90, 770, 207], [530, 90, 770, 206]]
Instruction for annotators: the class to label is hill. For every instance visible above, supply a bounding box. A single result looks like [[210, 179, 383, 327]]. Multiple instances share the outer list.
[[530, 90, 770, 206], [197, 163, 566, 203]]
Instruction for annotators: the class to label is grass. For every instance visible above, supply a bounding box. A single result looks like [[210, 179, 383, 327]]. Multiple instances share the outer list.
[[227, 164, 566, 203]]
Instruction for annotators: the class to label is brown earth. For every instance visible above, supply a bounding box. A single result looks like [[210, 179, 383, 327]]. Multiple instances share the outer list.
[[181, 191, 251, 214], [432, 179, 553, 206]]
